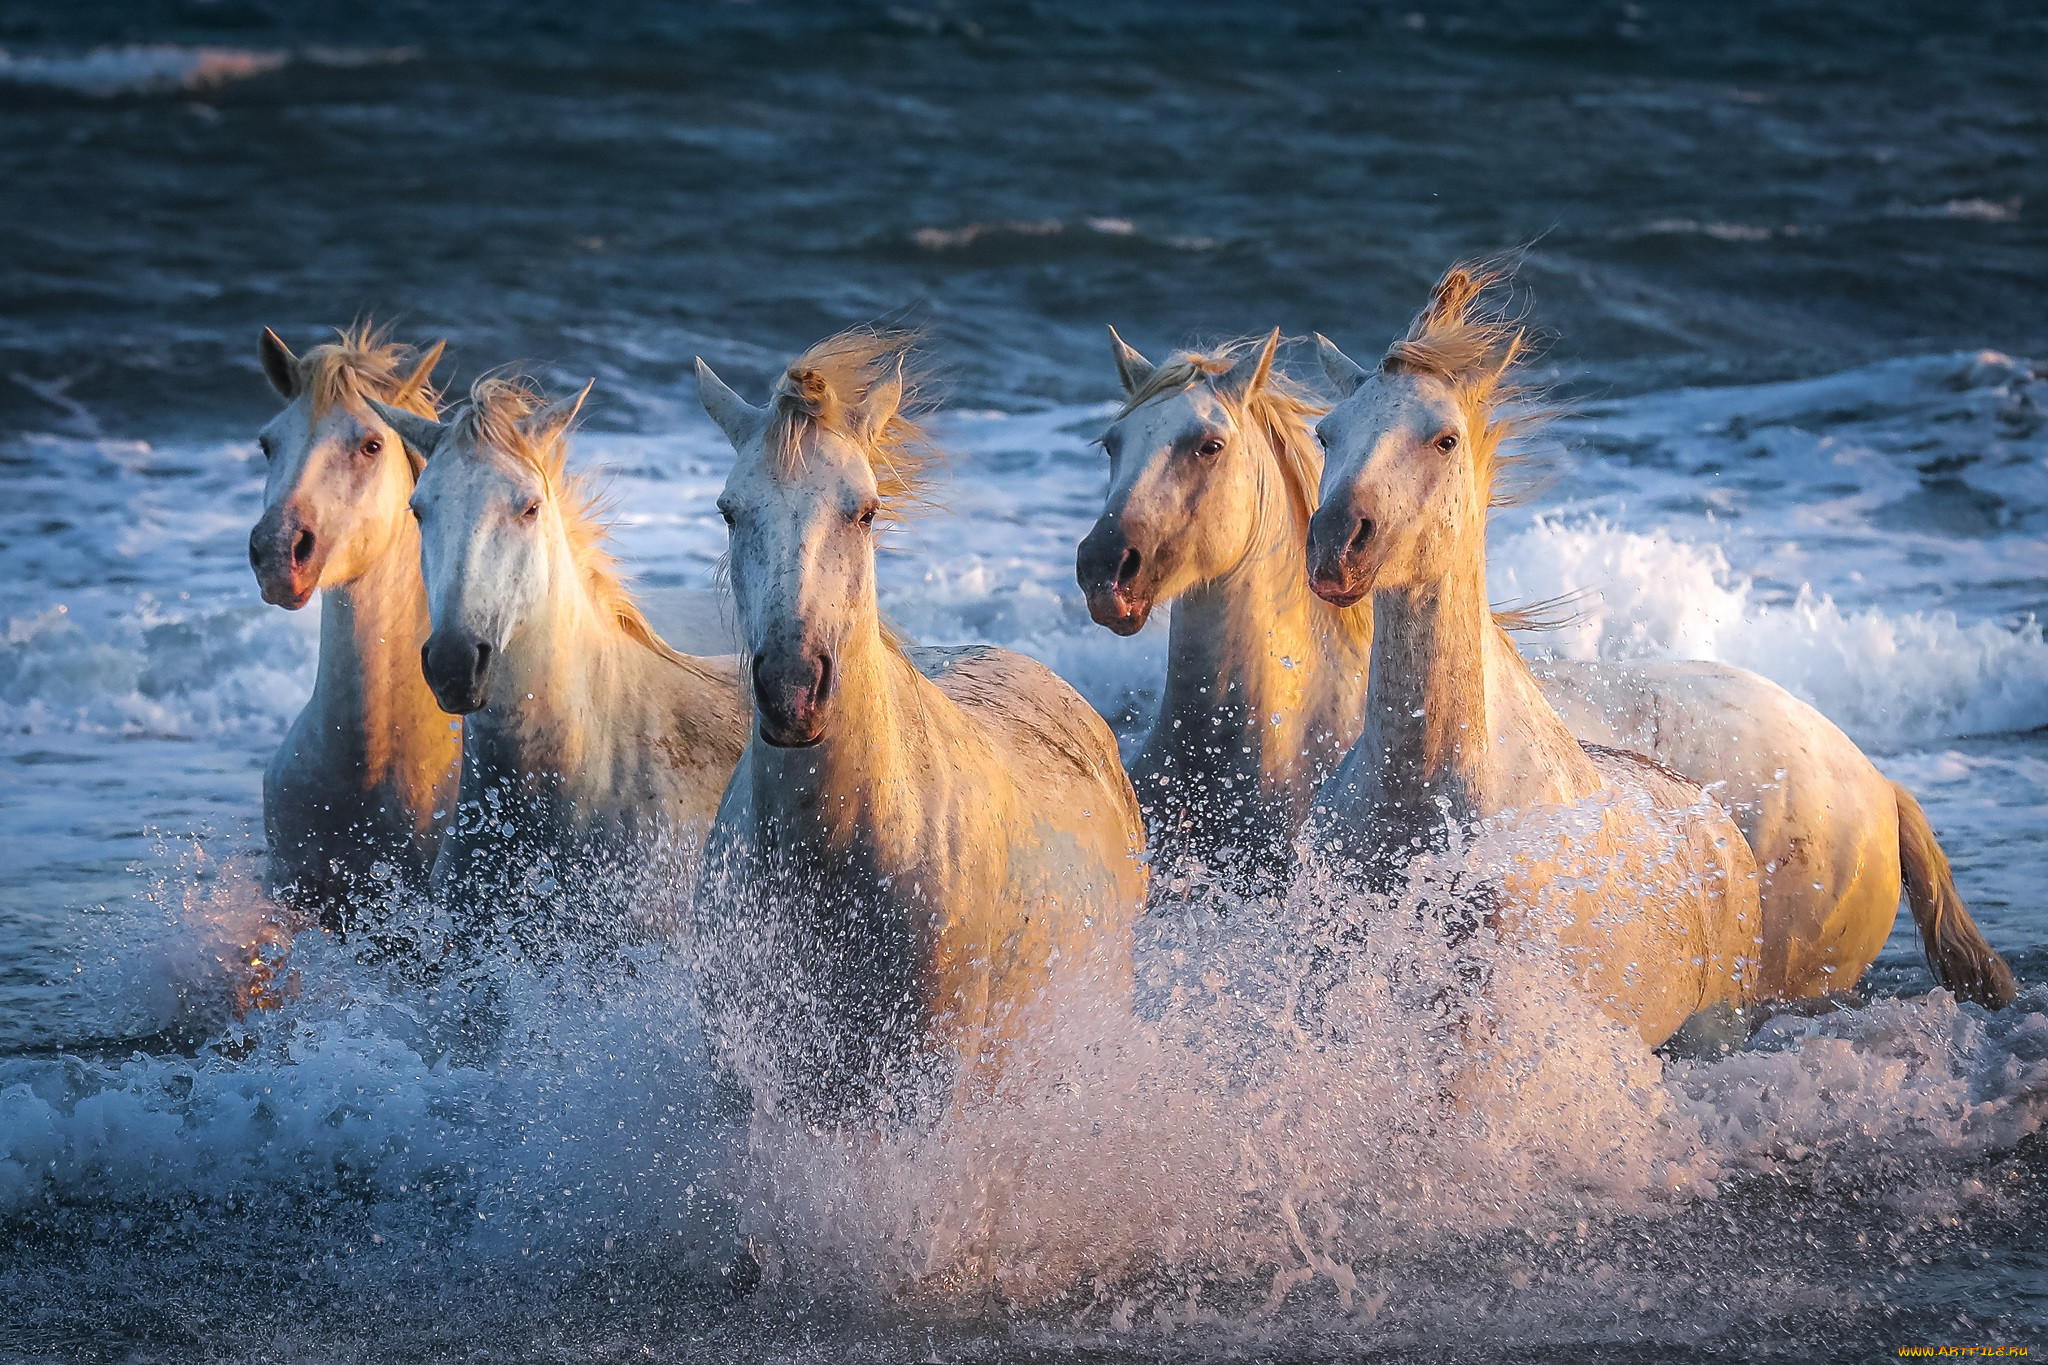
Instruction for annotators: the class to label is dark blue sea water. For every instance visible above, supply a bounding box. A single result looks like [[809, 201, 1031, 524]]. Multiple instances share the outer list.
[[1, 2, 2045, 1360]]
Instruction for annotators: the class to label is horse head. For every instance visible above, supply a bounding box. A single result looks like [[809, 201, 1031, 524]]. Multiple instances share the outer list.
[[1075, 328, 1309, 635], [249, 326, 442, 609], [697, 332, 930, 749], [1307, 266, 1524, 608], [373, 376, 589, 716]]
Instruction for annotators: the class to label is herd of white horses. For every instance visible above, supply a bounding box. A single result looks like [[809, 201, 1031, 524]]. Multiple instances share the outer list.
[[246, 263, 2016, 1118]]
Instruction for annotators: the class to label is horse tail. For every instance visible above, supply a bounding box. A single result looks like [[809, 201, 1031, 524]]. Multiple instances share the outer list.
[[1893, 781, 2016, 1008]]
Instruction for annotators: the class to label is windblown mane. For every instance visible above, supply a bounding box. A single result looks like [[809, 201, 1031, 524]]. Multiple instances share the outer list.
[[1382, 264, 1534, 509], [765, 329, 940, 521], [300, 321, 444, 474], [1116, 338, 1372, 642], [453, 374, 680, 665]]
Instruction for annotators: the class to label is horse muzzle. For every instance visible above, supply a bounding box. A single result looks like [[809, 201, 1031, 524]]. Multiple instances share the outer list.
[[421, 631, 494, 715], [248, 504, 326, 609], [752, 649, 832, 748], [1305, 504, 1375, 608], [1075, 517, 1154, 636]]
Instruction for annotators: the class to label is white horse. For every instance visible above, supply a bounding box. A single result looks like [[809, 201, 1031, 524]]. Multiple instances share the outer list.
[[370, 376, 748, 947], [1076, 328, 1371, 889], [1305, 266, 2014, 1027], [1075, 326, 2015, 1009], [691, 332, 1147, 1122], [251, 325, 459, 926], [1301, 271, 1762, 1044]]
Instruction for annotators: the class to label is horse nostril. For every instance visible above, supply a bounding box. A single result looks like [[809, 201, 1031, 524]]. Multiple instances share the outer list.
[[1115, 546, 1142, 589], [248, 537, 262, 569], [291, 528, 316, 568], [1347, 518, 1375, 556], [471, 642, 491, 684], [813, 653, 833, 707]]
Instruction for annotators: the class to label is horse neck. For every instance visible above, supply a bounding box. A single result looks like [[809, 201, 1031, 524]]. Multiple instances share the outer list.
[[1160, 446, 1371, 781], [309, 512, 445, 782], [752, 611, 928, 837], [462, 546, 655, 790], [1362, 527, 1591, 826]]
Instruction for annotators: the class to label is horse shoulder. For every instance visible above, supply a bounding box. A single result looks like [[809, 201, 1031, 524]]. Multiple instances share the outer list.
[[1583, 743, 1762, 986], [1579, 741, 1754, 869]]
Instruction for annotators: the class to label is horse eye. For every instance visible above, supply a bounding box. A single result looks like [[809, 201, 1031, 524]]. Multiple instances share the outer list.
[[1436, 432, 1459, 452], [1196, 438, 1226, 458], [361, 437, 383, 457], [522, 500, 542, 520], [857, 506, 878, 528]]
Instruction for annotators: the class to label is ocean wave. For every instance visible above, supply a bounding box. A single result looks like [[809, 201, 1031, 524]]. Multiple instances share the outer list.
[[891, 216, 1219, 260], [1616, 218, 1799, 243], [1886, 197, 2024, 223], [0, 44, 418, 99], [0, 598, 311, 740]]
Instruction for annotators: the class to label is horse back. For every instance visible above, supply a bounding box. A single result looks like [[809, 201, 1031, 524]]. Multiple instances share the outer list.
[[906, 646, 1135, 812]]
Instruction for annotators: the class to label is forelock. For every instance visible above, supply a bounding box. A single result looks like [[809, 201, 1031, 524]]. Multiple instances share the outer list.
[[299, 321, 444, 474], [1380, 262, 1539, 508], [762, 328, 940, 517]]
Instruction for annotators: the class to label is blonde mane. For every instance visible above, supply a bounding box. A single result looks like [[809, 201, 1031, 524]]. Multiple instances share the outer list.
[[1382, 264, 1535, 510], [766, 329, 941, 521], [1116, 337, 1372, 642], [300, 322, 444, 473], [452, 373, 681, 665]]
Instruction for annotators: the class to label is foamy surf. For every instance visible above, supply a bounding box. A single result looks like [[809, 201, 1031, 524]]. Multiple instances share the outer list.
[[1, 845, 2041, 1358], [1492, 518, 2048, 747]]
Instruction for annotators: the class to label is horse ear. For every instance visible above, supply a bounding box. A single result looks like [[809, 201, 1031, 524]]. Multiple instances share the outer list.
[[695, 358, 765, 449], [1107, 326, 1154, 396], [393, 340, 446, 409], [1214, 327, 1280, 404], [1315, 334, 1370, 397], [365, 399, 449, 462], [526, 379, 591, 449], [855, 360, 905, 442], [260, 327, 300, 399]]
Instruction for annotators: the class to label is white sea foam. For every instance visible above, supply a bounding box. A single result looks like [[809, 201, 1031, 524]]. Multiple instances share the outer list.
[[0, 598, 311, 740], [1491, 517, 2048, 746]]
